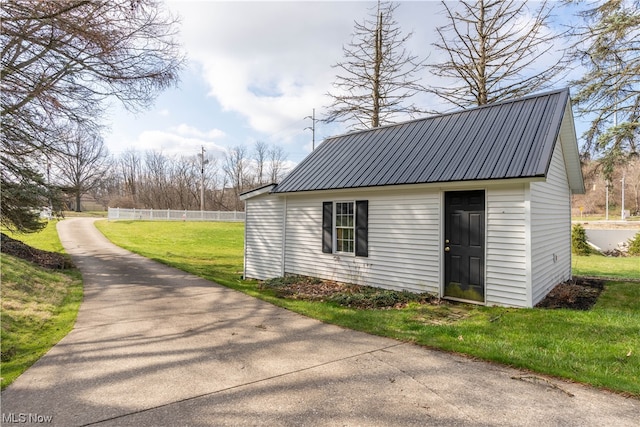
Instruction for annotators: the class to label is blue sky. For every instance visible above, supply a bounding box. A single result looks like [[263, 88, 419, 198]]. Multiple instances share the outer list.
[[104, 0, 585, 169]]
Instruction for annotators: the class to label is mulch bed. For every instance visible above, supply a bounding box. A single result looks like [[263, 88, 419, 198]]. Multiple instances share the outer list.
[[1, 233, 74, 269], [265, 275, 606, 311], [535, 277, 604, 310], [265, 277, 363, 300]]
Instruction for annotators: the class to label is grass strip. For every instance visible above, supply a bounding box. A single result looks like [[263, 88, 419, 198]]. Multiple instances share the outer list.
[[572, 254, 640, 279], [1, 256, 82, 389]]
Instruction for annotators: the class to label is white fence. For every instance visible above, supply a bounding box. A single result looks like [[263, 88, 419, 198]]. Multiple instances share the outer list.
[[108, 208, 245, 222]]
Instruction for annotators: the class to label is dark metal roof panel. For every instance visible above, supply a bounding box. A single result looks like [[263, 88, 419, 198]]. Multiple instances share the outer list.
[[394, 112, 455, 185], [449, 102, 503, 181], [526, 92, 567, 177], [272, 89, 571, 194], [358, 119, 423, 187], [427, 106, 485, 183]]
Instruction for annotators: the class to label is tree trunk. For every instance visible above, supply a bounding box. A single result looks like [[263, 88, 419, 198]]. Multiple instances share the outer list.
[[372, 10, 382, 128]]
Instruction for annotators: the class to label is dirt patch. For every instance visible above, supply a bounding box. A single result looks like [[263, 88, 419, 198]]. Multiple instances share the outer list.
[[1, 233, 74, 269], [535, 277, 604, 310]]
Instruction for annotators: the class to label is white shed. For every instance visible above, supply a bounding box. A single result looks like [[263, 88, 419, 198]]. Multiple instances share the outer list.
[[241, 89, 585, 308]]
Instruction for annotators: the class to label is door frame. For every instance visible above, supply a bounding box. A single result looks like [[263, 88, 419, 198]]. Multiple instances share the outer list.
[[441, 189, 487, 304]]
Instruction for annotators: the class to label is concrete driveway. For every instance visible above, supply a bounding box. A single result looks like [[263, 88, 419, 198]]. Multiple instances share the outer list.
[[1, 218, 637, 426]]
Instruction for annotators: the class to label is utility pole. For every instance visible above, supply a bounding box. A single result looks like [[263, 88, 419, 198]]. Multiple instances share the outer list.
[[305, 108, 317, 151], [199, 146, 209, 211]]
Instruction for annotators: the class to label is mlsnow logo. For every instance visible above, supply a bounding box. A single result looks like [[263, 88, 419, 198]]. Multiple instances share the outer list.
[[1, 413, 53, 424]]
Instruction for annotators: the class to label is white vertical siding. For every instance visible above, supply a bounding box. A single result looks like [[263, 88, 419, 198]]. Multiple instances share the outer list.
[[486, 186, 529, 307], [244, 193, 284, 280], [284, 189, 440, 294], [530, 140, 572, 305]]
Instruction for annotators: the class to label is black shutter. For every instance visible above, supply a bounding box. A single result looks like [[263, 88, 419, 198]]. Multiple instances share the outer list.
[[355, 200, 368, 257], [322, 202, 333, 253]]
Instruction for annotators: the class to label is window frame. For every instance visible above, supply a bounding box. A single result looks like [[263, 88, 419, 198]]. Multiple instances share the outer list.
[[334, 201, 355, 254]]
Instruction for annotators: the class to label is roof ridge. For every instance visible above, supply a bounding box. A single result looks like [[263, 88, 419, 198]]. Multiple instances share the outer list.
[[324, 88, 570, 142]]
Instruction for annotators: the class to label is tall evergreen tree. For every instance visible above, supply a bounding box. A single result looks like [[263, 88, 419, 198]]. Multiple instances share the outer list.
[[570, 0, 639, 177]]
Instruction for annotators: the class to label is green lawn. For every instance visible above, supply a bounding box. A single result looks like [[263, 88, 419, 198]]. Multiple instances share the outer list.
[[1, 221, 83, 389], [3, 219, 66, 252], [95, 220, 246, 288], [96, 220, 640, 397], [573, 254, 640, 279]]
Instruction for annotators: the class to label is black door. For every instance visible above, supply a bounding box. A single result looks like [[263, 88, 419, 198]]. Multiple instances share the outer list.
[[444, 191, 485, 302]]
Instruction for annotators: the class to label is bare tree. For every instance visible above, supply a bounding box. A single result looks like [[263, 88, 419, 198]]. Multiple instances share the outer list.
[[428, 0, 567, 108], [223, 146, 250, 211], [253, 141, 268, 186], [90, 168, 122, 210], [1, 0, 184, 231], [569, 0, 639, 175], [202, 156, 219, 210], [268, 145, 288, 184], [52, 129, 111, 212], [325, 1, 427, 130], [139, 150, 170, 209], [167, 155, 199, 210], [119, 150, 141, 206]]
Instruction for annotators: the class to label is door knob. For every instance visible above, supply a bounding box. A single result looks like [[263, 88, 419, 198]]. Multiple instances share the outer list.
[[444, 247, 450, 252]]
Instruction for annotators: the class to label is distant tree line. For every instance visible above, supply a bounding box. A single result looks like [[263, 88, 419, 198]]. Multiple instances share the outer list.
[[71, 141, 288, 213]]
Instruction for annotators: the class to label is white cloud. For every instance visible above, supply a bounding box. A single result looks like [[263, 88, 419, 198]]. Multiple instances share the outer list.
[[170, 123, 226, 140], [114, 129, 226, 160], [168, 1, 369, 135]]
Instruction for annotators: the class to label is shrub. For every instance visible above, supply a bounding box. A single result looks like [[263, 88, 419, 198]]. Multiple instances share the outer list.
[[628, 232, 640, 256], [572, 224, 592, 255]]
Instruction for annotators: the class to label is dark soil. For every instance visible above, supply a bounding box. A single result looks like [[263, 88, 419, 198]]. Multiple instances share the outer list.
[[535, 277, 604, 310], [1, 233, 74, 269]]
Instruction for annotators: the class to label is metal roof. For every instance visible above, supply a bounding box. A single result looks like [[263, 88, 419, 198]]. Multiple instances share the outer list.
[[273, 89, 577, 194]]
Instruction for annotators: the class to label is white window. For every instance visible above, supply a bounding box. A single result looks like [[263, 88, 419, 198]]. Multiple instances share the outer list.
[[335, 201, 354, 253]]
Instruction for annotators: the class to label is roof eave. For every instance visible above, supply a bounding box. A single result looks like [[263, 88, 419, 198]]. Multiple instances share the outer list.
[[272, 176, 548, 196], [239, 183, 278, 201], [559, 101, 586, 194]]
